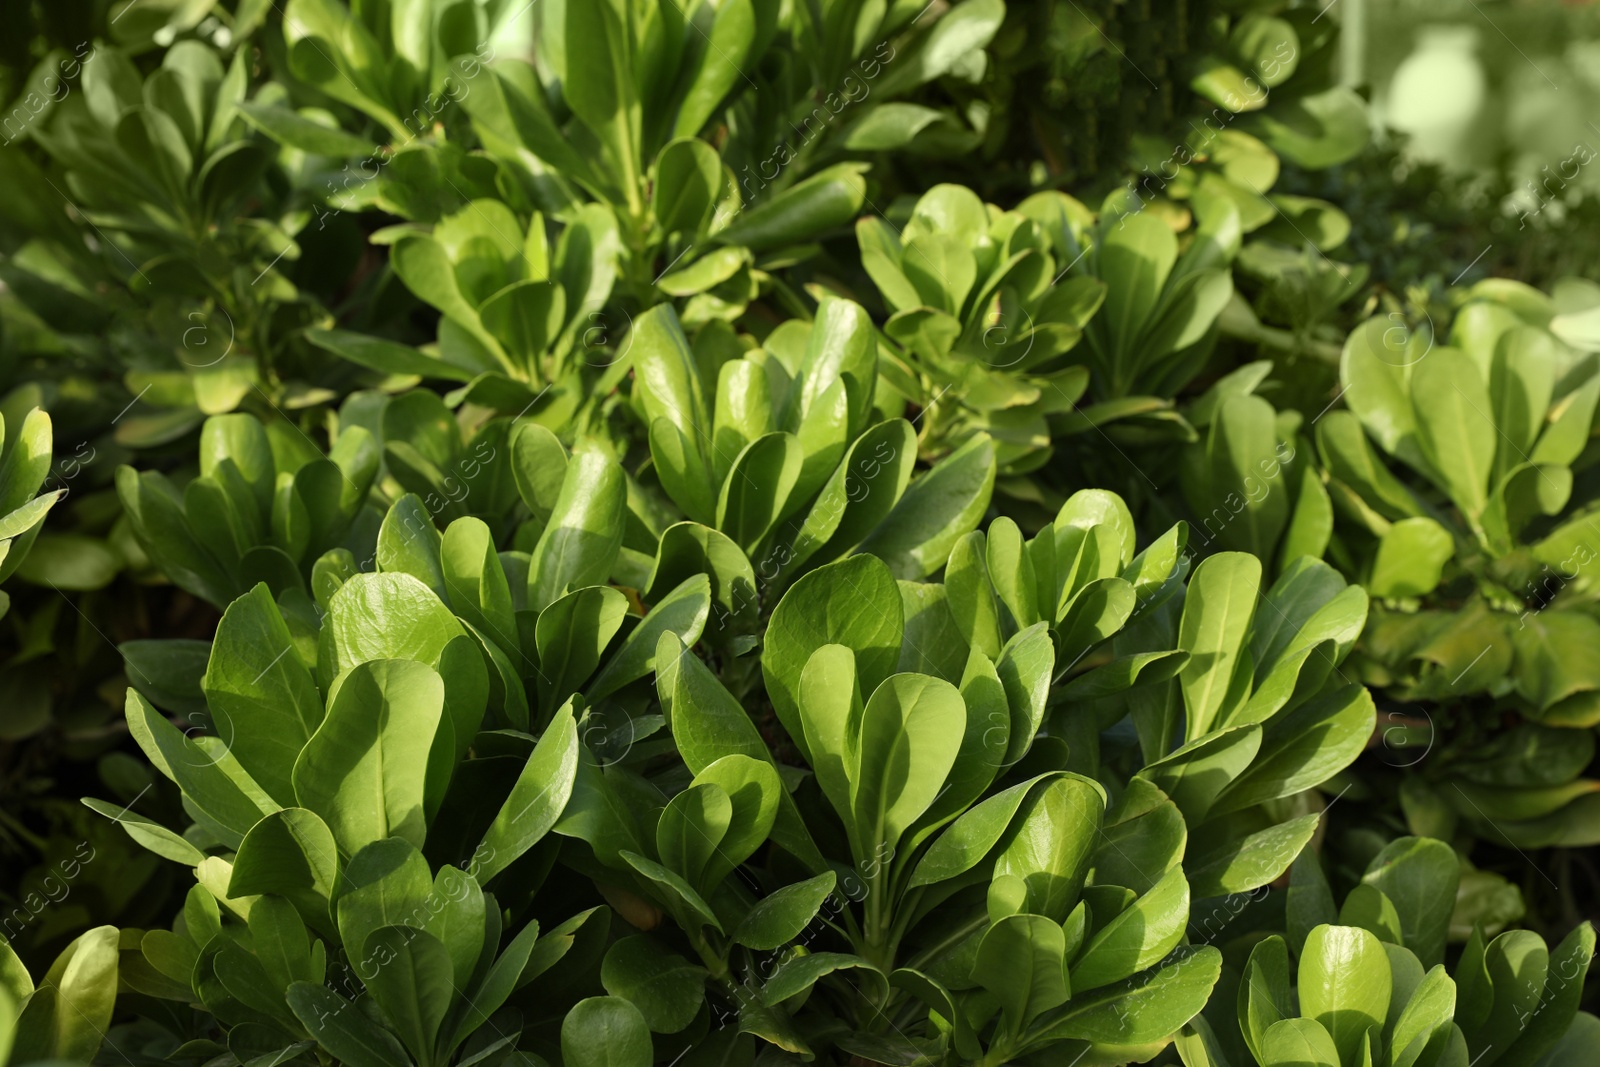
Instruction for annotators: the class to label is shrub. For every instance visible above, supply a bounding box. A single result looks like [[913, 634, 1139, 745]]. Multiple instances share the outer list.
[[0, 0, 1596, 1064]]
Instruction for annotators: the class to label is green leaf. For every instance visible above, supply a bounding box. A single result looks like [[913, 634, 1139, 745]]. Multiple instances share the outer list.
[[1532, 377, 1600, 467], [716, 432, 805, 549], [534, 586, 629, 710], [237, 102, 375, 155], [528, 446, 625, 611], [291, 659, 445, 853], [9, 926, 119, 1064], [856, 433, 996, 579], [632, 305, 714, 522], [653, 138, 720, 236], [841, 102, 946, 150], [972, 913, 1068, 1031], [286, 981, 412, 1067], [475, 703, 579, 883], [656, 632, 771, 771], [875, 0, 1005, 96], [761, 952, 877, 1005], [781, 419, 917, 584], [690, 755, 782, 888], [560, 996, 653, 1067], [1389, 964, 1457, 1067], [621, 850, 723, 932], [589, 574, 710, 701], [1178, 551, 1260, 740], [1298, 925, 1392, 1066], [511, 422, 569, 523], [851, 673, 966, 863], [125, 688, 280, 844], [1090, 778, 1186, 896], [1369, 517, 1454, 599], [227, 807, 340, 932], [1339, 884, 1403, 945], [441, 515, 517, 649], [993, 775, 1105, 922], [1411, 350, 1496, 521], [450, 917, 543, 1047], [1239, 936, 1292, 1065], [1512, 611, 1600, 721], [81, 797, 206, 866], [732, 872, 837, 951], [997, 622, 1054, 765], [1260, 1018, 1340, 1067], [714, 163, 868, 252], [762, 554, 903, 763], [1215, 684, 1373, 814], [1488, 326, 1557, 481], [359, 926, 452, 1064], [1498, 923, 1595, 1067], [600, 937, 707, 1034], [1187, 811, 1319, 898], [1462, 929, 1548, 1053], [328, 572, 464, 675], [422, 865, 485, 991], [1070, 865, 1190, 991], [1139, 724, 1262, 828], [564, 0, 640, 201], [1360, 837, 1460, 969], [1340, 318, 1420, 458], [1042, 945, 1221, 1045], [204, 583, 324, 807]]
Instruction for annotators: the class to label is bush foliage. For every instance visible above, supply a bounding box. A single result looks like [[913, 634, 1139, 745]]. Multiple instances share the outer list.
[[0, 2, 1595, 1066]]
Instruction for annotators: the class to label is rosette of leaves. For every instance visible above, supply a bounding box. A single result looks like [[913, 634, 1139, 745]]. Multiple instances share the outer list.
[[309, 198, 627, 422], [0, 927, 120, 1065], [548, 541, 1221, 1062], [1186, 6, 1368, 177], [0, 43, 324, 438], [1282, 836, 1543, 979], [943, 487, 1186, 702], [1220, 231, 1366, 386], [715, 0, 1008, 179], [118, 406, 712, 735], [1319, 286, 1600, 846], [453, 0, 870, 309], [0, 408, 63, 615], [856, 184, 1107, 473], [84, 559, 639, 1065], [947, 490, 1363, 898], [270, 0, 525, 145], [1178, 362, 1334, 573], [330, 447, 713, 733], [116, 412, 380, 610], [1089, 550, 1373, 899], [338, 386, 526, 535], [628, 298, 997, 626], [1063, 190, 1242, 440], [1178, 837, 1596, 1067]]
